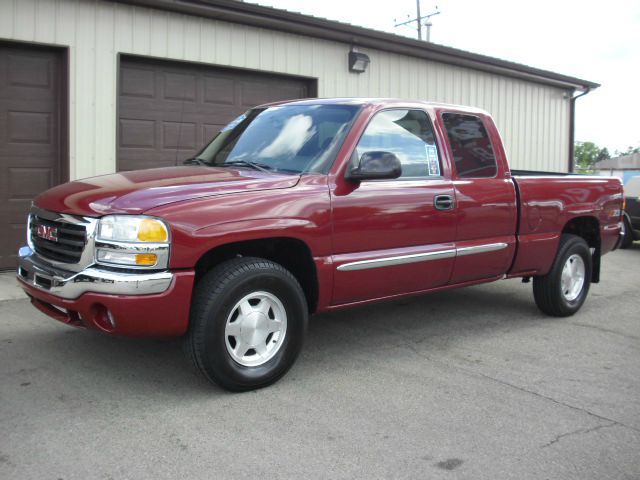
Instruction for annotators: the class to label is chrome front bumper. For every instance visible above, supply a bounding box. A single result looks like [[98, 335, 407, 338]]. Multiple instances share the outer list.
[[17, 246, 174, 299]]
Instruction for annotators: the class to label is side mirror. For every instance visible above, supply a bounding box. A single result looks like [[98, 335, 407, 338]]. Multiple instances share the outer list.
[[347, 151, 402, 182]]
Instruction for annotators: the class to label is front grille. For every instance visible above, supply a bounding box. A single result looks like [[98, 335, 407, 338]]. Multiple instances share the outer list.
[[30, 215, 87, 264]]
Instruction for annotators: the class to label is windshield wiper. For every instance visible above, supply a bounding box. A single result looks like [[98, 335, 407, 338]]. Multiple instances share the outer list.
[[183, 157, 209, 166], [224, 160, 273, 174]]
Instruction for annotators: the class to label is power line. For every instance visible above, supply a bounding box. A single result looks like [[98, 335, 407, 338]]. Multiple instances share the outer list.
[[394, 1, 441, 42]]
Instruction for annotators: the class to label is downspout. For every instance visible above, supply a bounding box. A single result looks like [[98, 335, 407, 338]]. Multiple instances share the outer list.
[[568, 87, 591, 172]]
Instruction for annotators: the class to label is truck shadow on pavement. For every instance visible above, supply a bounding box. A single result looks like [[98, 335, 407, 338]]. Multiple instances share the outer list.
[[11, 280, 559, 396]]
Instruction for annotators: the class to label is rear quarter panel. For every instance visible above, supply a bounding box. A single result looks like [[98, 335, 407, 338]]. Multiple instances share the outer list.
[[510, 175, 623, 276]]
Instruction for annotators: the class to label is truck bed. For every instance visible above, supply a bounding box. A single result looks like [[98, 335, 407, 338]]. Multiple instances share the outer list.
[[509, 174, 623, 277]]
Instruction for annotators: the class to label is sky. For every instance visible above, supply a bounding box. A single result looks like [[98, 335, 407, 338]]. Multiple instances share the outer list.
[[249, 0, 640, 155]]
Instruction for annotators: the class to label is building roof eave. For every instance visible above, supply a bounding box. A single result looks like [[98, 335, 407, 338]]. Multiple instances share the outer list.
[[111, 0, 600, 92]]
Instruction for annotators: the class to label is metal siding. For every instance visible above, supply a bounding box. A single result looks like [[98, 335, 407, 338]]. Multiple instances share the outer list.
[[95, 2, 116, 176], [0, 0, 572, 177], [74, 3, 96, 179], [35, 0, 57, 44], [15, 0, 37, 41]]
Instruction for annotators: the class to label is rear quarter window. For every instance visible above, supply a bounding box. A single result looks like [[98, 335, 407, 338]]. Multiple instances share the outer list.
[[442, 113, 497, 178]]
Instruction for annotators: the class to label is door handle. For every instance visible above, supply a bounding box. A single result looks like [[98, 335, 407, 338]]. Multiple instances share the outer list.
[[434, 195, 455, 210]]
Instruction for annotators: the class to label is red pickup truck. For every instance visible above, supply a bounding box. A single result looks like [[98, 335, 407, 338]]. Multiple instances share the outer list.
[[17, 98, 624, 391]]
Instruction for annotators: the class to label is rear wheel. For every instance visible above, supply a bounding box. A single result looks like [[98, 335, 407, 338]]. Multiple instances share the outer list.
[[185, 257, 308, 391], [533, 234, 592, 317], [620, 215, 634, 249]]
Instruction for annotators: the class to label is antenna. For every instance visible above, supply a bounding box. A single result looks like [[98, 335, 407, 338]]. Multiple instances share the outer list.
[[394, 1, 441, 42]]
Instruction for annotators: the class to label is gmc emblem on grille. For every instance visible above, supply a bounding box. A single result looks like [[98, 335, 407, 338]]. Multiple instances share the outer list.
[[36, 225, 58, 242]]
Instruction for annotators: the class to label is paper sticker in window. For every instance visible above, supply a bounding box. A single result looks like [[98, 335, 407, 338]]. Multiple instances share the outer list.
[[426, 145, 440, 176]]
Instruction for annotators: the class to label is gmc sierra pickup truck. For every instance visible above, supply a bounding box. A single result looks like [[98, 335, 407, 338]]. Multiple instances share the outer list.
[[17, 98, 624, 391]]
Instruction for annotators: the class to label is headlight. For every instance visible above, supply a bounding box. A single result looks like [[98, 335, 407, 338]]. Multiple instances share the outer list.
[[97, 216, 168, 243], [96, 216, 170, 269]]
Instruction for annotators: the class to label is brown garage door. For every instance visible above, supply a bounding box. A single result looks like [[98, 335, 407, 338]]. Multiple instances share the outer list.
[[0, 44, 64, 270], [118, 56, 316, 171]]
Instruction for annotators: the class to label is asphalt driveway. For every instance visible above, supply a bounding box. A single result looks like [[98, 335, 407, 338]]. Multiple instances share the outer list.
[[1, 245, 639, 479]]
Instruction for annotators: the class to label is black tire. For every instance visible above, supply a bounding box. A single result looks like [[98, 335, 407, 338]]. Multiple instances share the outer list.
[[533, 234, 592, 317], [184, 257, 308, 392], [620, 215, 634, 249]]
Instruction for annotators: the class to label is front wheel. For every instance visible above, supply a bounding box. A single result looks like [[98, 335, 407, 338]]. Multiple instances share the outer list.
[[533, 234, 592, 317], [185, 257, 308, 391]]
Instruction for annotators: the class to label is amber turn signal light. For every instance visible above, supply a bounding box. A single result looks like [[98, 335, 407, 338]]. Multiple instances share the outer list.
[[137, 219, 168, 242], [135, 254, 158, 266]]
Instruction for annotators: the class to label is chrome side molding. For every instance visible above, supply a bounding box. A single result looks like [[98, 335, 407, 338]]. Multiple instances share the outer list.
[[337, 249, 456, 272], [337, 242, 508, 272], [455, 242, 509, 257]]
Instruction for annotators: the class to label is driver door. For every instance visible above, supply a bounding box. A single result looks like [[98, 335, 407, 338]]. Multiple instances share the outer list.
[[330, 108, 457, 305]]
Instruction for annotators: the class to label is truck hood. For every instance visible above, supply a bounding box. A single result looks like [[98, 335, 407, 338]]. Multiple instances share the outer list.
[[34, 166, 301, 216]]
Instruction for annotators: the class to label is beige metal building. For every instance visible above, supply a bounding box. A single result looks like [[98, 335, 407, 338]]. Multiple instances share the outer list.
[[0, 0, 598, 269]]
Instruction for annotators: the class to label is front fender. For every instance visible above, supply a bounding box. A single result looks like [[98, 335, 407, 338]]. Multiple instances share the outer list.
[[168, 217, 331, 269]]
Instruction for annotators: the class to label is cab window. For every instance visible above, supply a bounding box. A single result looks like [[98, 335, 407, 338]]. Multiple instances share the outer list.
[[356, 109, 441, 179], [442, 113, 497, 178]]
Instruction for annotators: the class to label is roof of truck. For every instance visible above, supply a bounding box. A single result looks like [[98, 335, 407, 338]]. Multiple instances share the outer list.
[[256, 97, 489, 115]]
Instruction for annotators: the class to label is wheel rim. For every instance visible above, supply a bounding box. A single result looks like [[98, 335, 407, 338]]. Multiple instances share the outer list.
[[224, 291, 287, 367], [560, 254, 586, 302]]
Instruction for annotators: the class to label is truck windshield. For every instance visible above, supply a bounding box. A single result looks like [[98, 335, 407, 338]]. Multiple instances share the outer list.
[[193, 104, 360, 174]]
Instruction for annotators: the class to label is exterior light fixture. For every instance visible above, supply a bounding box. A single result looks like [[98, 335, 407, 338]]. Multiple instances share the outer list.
[[348, 50, 370, 73]]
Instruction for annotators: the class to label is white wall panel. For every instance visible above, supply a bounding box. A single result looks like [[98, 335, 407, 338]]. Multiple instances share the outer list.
[[0, 0, 574, 178]]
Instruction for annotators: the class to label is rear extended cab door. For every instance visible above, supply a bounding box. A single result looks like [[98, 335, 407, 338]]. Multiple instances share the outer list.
[[435, 108, 518, 284]]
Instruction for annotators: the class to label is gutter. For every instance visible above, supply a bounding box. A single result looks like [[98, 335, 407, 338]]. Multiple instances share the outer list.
[[568, 88, 592, 172], [111, 0, 599, 92]]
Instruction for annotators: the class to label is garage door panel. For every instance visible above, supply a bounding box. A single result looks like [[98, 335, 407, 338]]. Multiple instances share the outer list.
[[7, 111, 52, 145], [3, 56, 58, 103], [118, 56, 315, 172], [7, 168, 54, 199], [119, 119, 156, 148], [203, 76, 235, 105], [239, 80, 305, 106], [162, 72, 197, 101], [8, 54, 52, 88], [120, 66, 156, 98], [0, 45, 62, 270], [162, 121, 197, 150]]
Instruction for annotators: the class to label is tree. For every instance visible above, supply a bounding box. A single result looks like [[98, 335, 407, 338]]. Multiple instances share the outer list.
[[574, 141, 608, 173], [597, 147, 610, 162], [614, 146, 640, 157]]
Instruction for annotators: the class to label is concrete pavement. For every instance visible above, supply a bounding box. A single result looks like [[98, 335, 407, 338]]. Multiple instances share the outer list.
[[0, 271, 23, 302], [1, 245, 639, 479]]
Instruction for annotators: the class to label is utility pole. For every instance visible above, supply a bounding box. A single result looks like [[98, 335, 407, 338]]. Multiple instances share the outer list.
[[394, 2, 440, 42], [416, 0, 422, 41]]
